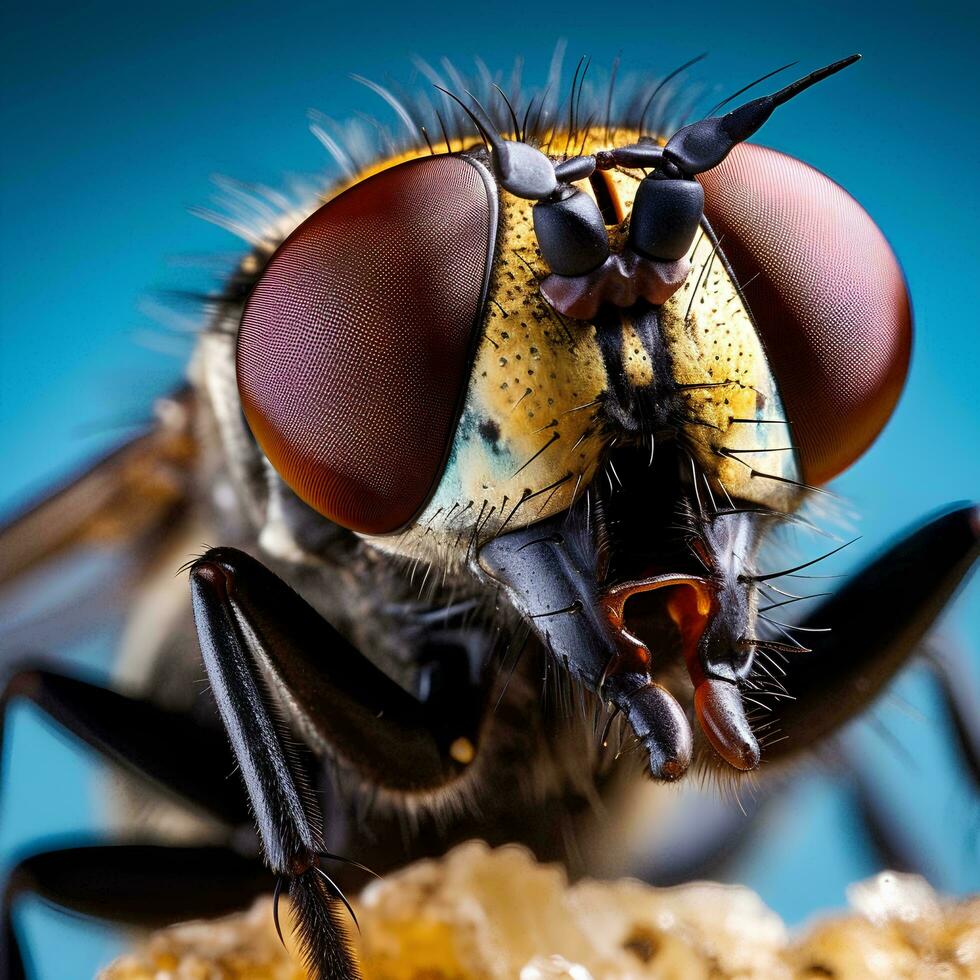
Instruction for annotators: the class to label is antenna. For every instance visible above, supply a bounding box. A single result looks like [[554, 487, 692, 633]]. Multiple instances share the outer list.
[[663, 54, 861, 175]]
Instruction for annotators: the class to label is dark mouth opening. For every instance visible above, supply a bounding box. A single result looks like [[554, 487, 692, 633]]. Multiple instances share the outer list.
[[594, 437, 711, 605], [590, 437, 761, 772]]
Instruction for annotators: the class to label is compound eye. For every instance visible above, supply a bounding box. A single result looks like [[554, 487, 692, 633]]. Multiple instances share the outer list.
[[698, 143, 912, 485], [237, 155, 496, 534]]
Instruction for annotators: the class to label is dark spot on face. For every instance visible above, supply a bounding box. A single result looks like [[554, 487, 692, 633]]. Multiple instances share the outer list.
[[803, 965, 835, 978], [622, 925, 661, 964], [478, 418, 501, 452]]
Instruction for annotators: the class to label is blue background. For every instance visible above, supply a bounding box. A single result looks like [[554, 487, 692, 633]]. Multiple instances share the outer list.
[[1, 1, 977, 976]]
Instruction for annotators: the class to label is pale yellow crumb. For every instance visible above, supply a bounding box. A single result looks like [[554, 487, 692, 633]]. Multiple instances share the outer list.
[[99, 841, 980, 980]]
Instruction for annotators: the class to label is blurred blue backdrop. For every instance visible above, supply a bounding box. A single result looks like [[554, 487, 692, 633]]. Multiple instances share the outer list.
[[1, 1, 977, 976]]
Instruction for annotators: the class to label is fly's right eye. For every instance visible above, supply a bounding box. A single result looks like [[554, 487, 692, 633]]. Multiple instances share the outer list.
[[236, 155, 498, 535], [698, 143, 912, 485]]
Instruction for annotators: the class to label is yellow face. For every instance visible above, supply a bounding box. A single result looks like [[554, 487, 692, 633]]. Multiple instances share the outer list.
[[344, 130, 800, 562]]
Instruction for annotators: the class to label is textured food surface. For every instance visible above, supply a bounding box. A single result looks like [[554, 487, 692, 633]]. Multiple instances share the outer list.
[[101, 841, 979, 979]]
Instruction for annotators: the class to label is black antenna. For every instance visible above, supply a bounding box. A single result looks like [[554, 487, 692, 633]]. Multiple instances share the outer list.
[[664, 54, 861, 175]]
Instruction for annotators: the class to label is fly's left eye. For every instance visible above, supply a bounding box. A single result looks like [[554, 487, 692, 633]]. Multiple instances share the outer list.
[[237, 155, 497, 534]]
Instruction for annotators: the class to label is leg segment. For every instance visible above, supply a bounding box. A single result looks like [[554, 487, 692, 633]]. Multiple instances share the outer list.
[[190, 554, 358, 980], [763, 504, 979, 762], [0, 668, 261, 977], [0, 667, 248, 826], [188, 547, 490, 979], [845, 764, 945, 882], [925, 648, 980, 791], [191, 548, 482, 793], [2, 843, 271, 980]]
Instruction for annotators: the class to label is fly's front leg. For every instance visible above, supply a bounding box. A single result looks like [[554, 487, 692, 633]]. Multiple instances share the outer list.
[[190, 556, 357, 980], [188, 547, 485, 979], [762, 504, 979, 762]]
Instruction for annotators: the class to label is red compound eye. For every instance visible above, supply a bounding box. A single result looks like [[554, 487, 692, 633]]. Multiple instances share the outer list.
[[697, 143, 912, 486], [237, 155, 497, 534]]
